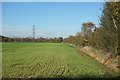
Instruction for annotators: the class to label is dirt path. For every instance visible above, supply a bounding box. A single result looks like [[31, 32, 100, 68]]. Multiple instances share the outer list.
[[75, 48, 117, 78]]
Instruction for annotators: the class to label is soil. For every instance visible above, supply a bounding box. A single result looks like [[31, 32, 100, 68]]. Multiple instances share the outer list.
[[65, 43, 118, 78]]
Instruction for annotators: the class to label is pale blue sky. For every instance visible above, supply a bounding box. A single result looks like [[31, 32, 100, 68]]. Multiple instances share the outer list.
[[2, 2, 104, 38]]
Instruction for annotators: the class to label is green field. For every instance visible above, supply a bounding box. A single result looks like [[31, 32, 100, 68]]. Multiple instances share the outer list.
[[2, 43, 109, 78]]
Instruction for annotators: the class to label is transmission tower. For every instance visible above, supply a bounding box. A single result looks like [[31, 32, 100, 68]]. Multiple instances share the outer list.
[[33, 25, 35, 42]]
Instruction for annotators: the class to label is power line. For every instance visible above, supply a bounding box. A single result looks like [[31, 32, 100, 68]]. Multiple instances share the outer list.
[[33, 25, 35, 42]]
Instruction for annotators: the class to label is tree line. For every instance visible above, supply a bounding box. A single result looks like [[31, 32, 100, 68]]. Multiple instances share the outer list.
[[63, 2, 120, 56], [1, 2, 119, 56], [1, 35, 63, 43]]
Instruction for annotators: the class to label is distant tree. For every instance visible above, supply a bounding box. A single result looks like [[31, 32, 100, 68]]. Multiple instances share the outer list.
[[81, 22, 95, 46], [53, 37, 58, 43], [75, 32, 84, 47], [57, 37, 63, 43], [49, 38, 54, 43], [2, 36, 9, 42]]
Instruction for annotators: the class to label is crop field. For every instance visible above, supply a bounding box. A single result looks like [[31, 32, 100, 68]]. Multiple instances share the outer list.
[[2, 43, 109, 78]]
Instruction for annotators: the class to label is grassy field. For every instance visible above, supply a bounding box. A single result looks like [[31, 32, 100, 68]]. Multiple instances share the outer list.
[[2, 43, 110, 78]]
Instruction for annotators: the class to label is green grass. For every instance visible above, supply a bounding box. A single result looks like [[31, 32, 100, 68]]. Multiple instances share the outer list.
[[2, 43, 109, 78]]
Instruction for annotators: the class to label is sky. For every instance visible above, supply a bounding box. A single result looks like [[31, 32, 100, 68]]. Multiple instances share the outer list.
[[2, 2, 104, 38]]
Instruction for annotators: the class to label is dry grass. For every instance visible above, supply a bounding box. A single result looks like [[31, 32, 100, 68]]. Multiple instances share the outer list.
[[81, 46, 118, 72]]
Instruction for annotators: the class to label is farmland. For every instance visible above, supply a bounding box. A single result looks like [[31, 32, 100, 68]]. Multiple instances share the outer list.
[[2, 43, 109, 78]]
